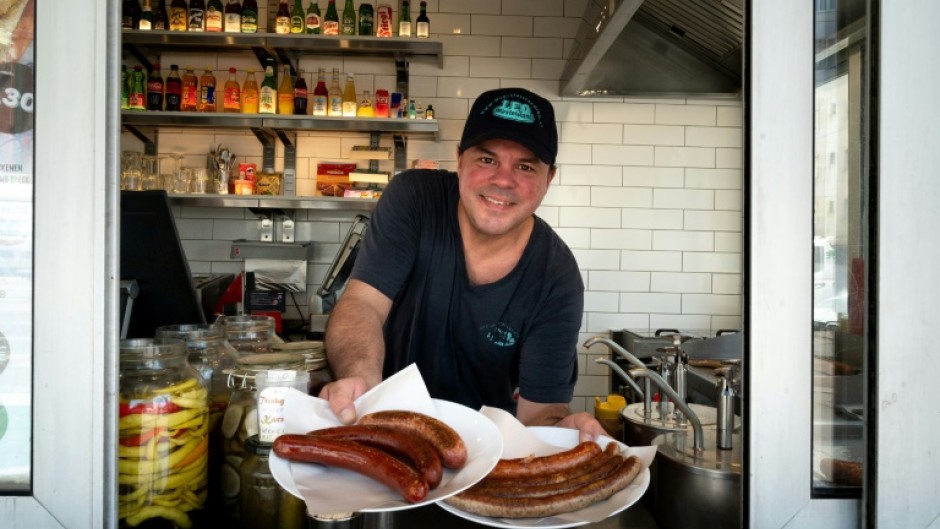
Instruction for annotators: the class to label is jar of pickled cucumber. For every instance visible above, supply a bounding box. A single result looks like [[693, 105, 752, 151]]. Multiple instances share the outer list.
[[118, 338, 210, 529], [219, 351, 306, 523], [155, 324, 238, 517]]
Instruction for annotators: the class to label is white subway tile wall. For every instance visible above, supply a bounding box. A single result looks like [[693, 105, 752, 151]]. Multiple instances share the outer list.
[[120, 0, 743, 417]]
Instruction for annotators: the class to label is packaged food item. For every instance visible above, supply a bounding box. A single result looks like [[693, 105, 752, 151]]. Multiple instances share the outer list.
[[234, 179, 254, 195], [316, 163, 357, 196], [375, 4, 393, 37], [253, 171, 283, 195]]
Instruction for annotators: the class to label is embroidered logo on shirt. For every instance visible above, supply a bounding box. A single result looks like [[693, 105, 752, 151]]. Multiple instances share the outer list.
[[491, 99, 535, 124], [481, 323, 518, 347]]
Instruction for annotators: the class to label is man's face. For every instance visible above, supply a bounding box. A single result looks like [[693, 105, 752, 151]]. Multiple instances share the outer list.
[[456, 138, 555, 240]]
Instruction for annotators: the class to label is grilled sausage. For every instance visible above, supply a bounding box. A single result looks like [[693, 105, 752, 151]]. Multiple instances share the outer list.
[[471, 444, 623, 497], [308, 424, 444, 488], [358, 410, 468, 469], [445, 454, 643, 518], [486, 441, 602, 480], [273, 434, 430, 503]]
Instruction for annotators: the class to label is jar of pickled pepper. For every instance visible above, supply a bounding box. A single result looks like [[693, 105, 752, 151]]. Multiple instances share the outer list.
[[155, 324, 238, 517], [118, 338, 210, 529]]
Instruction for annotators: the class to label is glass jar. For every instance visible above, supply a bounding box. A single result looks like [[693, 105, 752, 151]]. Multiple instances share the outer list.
[[219, 351, 306, 523], [239, 435, 306, 529], [155, 324, 238, 517], [219, 314, 282, 354], [272, 340, 333, 396], [118, 338, 210, 529]]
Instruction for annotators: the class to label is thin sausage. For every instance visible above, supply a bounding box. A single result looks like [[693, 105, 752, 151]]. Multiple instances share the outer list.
[[358, 410, 468, 469], [273, 434, 430, 503], [482, 442, 620, 487], [471, 446, 624, 498], [444, 454, 643, 518], [486, 441, 602, 479], [308, 424, 443, 488]]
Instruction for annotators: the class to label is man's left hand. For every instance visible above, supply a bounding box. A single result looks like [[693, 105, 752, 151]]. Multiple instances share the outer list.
[[555, 412, 608, 443]]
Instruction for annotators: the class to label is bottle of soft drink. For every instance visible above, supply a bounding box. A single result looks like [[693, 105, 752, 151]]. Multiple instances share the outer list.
[[327, 67, 343, 116], [181, 66, 199, 111], [312, 67, 328, 116], [374, 88, 389, 118], [341, 73, 357, 117], [305, 0, 321, 34], [146, 63, 164, 111], [223, 67, 241, 112], [224, 0, 241, 31], [277, 65, 294, 115], [322, 0, 339, 35], [199, 67, 217, 111], [205, 0, 224, 31], [275, 0, 291, 34], [290, 0, 305, 33], [169, 0, 187, 30], [165, 64, 182, 111], [259, 63, 277, 114], [129, 65, 146, 111], [241, 68, 259, 113], [188, 0, 206, 31], [340, 0, 356, 35], [241, 0, 258, 32], [293, 69, 308, 115], [356, 90, 374, 117]]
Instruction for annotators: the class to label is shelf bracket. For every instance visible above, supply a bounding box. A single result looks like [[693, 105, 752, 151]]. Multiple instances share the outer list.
[[122, 124, 157, 155], [251, 127, 277, 172], [394, 134, 407, 174], [369, 132, 381, 173], [122, 43, 154, 73], [274, 130, 297, 196], [395, 58, 410, 98], [273, 49, 297, 76], [252, 47, 277, 70]]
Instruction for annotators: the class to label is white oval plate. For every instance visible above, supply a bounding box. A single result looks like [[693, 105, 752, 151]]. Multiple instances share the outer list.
[[269, 399, 503, 513], [436, 426, 651, 529]]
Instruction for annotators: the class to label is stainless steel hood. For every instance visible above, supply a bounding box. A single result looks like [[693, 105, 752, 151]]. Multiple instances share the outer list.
[[561, 0, 744, 98]]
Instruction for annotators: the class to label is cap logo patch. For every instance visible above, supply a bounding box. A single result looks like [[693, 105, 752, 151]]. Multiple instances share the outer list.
[[491, 98, 535, 124]]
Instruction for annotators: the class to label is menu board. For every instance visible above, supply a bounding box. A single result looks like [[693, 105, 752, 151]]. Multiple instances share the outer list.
[[0, 0, 34, 492]]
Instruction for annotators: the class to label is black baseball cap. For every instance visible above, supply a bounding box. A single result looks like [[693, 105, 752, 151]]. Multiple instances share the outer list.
[[459, 88, 558, 166]]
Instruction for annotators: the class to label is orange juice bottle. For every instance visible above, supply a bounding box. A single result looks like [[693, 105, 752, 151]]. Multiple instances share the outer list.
[[277, 65, 294, 115], [198, 67, 217, 112], [241, 68, 259, 114], [223, 67, 241, 112], [181, 66, 199, 111]]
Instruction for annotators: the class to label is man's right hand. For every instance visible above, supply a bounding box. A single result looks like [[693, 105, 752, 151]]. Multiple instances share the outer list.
[[318, 377, 372, 424]]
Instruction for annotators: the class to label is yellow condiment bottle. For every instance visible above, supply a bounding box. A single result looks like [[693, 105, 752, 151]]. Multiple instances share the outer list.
[[594, 394, 626, 440]]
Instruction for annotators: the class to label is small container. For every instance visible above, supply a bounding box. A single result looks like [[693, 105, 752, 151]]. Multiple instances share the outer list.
[[374, 89, 389, 118], [375, 4, 393, 37], [235, 179, 254, 195], [239, 435, 306, 529], [595, 394, 627, 440], [390, 92, 403, 117], [256, 369, 310, 443]]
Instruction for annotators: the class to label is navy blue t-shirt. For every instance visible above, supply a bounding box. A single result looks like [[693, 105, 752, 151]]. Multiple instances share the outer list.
[[349, 170, 584, 413]]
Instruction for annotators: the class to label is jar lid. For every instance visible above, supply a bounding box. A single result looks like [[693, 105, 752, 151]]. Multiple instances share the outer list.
[[273, 340, 324, 354], [236, 352, 305, 369], [594, 394, 627, 420], [244, 434, 272, 456]]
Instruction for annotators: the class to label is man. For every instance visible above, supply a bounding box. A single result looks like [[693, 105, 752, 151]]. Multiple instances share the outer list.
[[321, 87, 604, 441]]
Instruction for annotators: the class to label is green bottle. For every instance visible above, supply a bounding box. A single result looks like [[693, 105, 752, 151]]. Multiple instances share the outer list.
[[305, 0, 321, 34], [323, 0, 339, 35], [340, 0, 356, 35], [259, 63, 278, 114], [358, 2, 373, 36], [290, 0, 305, 33]]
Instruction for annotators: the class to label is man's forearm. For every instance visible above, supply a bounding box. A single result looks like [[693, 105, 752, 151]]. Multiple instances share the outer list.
[[324, 281, 392, 388]]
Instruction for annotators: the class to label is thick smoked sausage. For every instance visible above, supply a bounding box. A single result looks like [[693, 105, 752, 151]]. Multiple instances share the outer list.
[[358, 410, 468, 469]]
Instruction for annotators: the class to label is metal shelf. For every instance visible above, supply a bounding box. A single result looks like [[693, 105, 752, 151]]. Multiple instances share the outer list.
[[168, 193, 378, 212], [122, 30, 443, 67], [122, 112, 439, 140]]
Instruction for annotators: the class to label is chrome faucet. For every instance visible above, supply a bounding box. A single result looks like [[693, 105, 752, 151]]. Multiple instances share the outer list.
[[628, 367, 705, 452], [584, 336, 653, 417]]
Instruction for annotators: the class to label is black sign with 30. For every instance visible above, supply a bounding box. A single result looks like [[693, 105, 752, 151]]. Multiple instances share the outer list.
[[0, 62, 33, 135]]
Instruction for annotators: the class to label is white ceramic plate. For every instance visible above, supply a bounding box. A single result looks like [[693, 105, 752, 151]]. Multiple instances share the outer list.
[[436, 426, 651, 529], [269, 399, 503, 513]]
